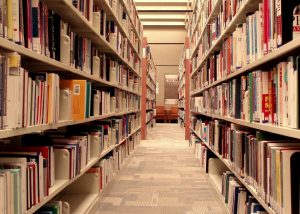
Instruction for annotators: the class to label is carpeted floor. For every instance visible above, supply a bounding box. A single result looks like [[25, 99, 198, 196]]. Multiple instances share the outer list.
[[89, 124, 227, 214]]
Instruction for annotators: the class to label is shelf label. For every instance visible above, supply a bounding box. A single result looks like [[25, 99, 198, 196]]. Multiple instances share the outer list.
[[143, 48, 146, 58]]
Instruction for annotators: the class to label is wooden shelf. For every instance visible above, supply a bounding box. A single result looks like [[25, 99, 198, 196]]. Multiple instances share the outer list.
[[25, 126, 141, 214], [190, 128, 276, 214], [191, 111, 300, 139], [191, 35, 300, 95], [94, 0, 141, 59], [45, 0, 140, 77], [191, 0, 258, 74]]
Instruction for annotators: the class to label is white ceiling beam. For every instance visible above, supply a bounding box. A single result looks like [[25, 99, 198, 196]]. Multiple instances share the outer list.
[[139, 14, 186, 20], [134, 0, 190, 3], [141, 21, 186, 26], [136, 5, 190, 11]]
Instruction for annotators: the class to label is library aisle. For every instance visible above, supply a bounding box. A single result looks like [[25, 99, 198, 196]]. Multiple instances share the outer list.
[[89, 124, 227, 214]]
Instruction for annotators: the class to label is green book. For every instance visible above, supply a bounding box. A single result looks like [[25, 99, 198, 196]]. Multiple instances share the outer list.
[[85, 82, 91, 118]]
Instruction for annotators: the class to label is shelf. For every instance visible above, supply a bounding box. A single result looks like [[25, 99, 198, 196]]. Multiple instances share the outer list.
[[178, 116, 185, 121], [178, 94, 185, 100], [191, 111, 300, 139], [191, 0, 222, 56], [191, 35, 300, 95], [190, 0, 222, 41], [119, 0, 141, 40], [0, 110, 141, 140], [44, 0, 140, 77], [57, 110, 141, 128], [94, 0, 141, 59], [0, 124, 56, 140], [146, 84, 156, 92], [178, 83, 185, 92], [146, 118, 155, 124], [207, 175, 230, 214], [25, 126, 141, 214], [59, 193, 99, 214], [190, 128, 276, 214], [147, 72, 156, 83], [0, 37, 141, 97], [191, 0, 258, 74]]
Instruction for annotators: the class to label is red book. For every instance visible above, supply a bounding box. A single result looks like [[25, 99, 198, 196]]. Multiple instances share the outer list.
[[263, 0, 268, 54]]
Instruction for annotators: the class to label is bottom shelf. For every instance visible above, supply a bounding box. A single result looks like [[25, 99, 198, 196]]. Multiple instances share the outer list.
[[59, 193, 99, 214], [207, 175, 230, 214], [191, 128, 276, 214]]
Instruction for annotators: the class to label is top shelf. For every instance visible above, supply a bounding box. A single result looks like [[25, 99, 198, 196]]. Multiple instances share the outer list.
[[45, 0, 141, 77], [191, 0, 258, 59], [120, 0, 142, 40], [94, 0, 141, 58], [190, 0, 222, 49]]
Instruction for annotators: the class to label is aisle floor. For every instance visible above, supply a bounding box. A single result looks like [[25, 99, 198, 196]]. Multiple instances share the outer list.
[[90, 124, 227, 214]]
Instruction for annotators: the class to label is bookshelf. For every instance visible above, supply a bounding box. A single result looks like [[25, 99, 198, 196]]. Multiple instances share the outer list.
[[178, 37, 191, 141], [141, 37, 157, 140], [0, 0, 143, 213], [189, 0, 300, 213]]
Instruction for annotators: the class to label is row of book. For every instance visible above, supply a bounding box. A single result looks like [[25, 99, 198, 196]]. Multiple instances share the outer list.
[[191, 116, 300, 214], [91, 52, 140, 90], [146, 111, 154, 123], [178, 86, 185, 99], [191, 132, 268, 214], [191, 55, 300, 129], [221, 171, 267, 214], [0, 0, 141, 76], [189, 0, 218, 41], [146, 75, 156, 92], [146, 88, 155, 101], [34, 131, 140, 213], [191, 0, 300, 75], [122, 0, 142, 37], [191, 133, 207, 169], [146, 99, 155, 110], [94, 0, 140, 51], [92, 6, 140, 69], [0, 63, 141, 131], [178, 99, 185, 109], [0, 121, 140, 212], [178, 109, 185, 120]]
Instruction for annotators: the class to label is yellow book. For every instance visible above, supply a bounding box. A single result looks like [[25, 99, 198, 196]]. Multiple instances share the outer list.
[[6, 0, 13, 40], [60, 80, 86, 121]]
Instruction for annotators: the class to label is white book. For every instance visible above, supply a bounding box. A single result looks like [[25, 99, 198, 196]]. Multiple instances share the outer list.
[[27, 78, 32, 126], [93, 93, 100, 116], [287, 57, 299, 128], [0, 158, 27, 213], [59, 88, 72, 121], [0, 173, 6, 213], [282, 62, 289, 126], [6, 53, 21, 129], [12, 0, 19, 43]]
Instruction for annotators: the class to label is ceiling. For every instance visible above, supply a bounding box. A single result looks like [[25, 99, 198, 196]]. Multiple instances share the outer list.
[[134, 0, 192, 27]]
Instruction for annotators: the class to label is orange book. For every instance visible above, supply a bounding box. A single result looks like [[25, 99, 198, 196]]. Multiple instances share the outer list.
[[60, 80, 86, 121]]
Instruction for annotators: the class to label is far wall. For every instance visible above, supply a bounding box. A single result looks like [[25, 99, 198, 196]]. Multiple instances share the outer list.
[[143, 26, 186, 108]]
